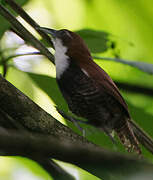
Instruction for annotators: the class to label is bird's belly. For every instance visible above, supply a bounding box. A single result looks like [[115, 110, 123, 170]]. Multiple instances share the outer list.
[[68, 91, 122, 129], [57, 73, 125, 130]]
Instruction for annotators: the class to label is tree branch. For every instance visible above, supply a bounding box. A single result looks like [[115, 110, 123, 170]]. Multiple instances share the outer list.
[[1, 74, 153, 179], [0, 111, 75, 180], [93, 56, 153, 74], [0, 4, 54, 63], [0, 127, 153, 180], [0, 74, 89, 143], [4, 0, 54, 47], [0, 74, 89, 179]]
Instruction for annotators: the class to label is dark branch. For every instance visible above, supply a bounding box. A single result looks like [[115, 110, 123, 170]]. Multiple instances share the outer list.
[[0, 4, 54, 63], [0, 127, 153, 180], [0, 74, 87, 179], [0, 75, 153, 179], [4, 0, 53, 47], [0, 74, 88, 143], [0, 113, 74, 180]]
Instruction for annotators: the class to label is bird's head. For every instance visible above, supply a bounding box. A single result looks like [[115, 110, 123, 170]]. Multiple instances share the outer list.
[[38, 27, 92, 62], [38, 27, 93, 78]]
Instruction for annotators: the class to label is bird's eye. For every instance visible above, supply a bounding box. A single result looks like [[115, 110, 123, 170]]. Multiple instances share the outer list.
[[58, 30, 72, 38], [58, 30, 66, 35]]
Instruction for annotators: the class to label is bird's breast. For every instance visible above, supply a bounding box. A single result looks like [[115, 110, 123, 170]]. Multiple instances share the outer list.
[[57, 61, 92, 97], [54, 38, 70, 79]]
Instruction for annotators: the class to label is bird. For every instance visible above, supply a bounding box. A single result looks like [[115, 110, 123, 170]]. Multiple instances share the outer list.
[[38, 27, 153, 154]]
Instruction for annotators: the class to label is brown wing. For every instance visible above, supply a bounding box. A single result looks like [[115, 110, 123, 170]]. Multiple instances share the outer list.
[[79, 60, 130, 118]]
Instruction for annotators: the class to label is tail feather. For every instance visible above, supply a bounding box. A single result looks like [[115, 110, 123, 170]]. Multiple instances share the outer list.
[[128, 119, 153, 154], [116, 120, 141, 154]]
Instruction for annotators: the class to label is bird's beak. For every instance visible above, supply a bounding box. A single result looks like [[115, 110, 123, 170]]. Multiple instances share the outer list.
[[37, 27, 57, 38]]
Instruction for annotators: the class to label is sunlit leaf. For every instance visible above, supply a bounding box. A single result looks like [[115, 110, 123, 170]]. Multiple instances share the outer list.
[[27, 72, 68, 111]]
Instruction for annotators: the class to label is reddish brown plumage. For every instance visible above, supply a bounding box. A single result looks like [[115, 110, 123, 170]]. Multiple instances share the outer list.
[[54, 29, 141, 154], [39, 27, 143, 154], [79, 60, 129, 115]]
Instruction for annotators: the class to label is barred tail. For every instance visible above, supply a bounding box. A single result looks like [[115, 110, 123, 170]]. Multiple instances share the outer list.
[[116, 120, 141, 154], [128, 119, 153, 154]]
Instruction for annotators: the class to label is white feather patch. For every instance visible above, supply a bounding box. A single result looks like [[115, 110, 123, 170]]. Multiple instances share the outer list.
[[81, 68, 90, 77], [53, 38, 69, 78]]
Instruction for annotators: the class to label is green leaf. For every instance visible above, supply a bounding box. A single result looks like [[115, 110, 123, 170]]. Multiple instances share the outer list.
[[76, 29, 110, 53], [15, 157, 52, 180], [27, 73, 68, 111]]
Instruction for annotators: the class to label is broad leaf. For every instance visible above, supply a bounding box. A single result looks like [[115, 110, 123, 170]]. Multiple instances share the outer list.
[[27, 73, 68, 111], [76, 29, 110, 53]]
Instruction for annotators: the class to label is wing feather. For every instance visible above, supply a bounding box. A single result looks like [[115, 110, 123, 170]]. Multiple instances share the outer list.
[[79, 61, 130, 118]]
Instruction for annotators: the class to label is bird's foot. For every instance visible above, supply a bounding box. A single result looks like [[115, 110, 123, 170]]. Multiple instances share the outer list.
[[56, 106, 86, 136]]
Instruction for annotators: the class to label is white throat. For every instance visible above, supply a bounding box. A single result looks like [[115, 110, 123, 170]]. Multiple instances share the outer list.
[[53, 38, 69, 79]]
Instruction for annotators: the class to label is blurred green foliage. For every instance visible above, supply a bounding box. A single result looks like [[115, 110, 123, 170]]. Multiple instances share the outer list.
[[76, 29, 109, 53], [1, 0, 153, 179]]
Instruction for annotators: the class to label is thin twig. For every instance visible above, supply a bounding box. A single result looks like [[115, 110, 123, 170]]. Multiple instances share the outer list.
[[93, 56, 139, 63], [4, 0, 53, 47], [0, 52, 42, 66], [5, 52, 42, 62], [93, 56, 153, 74], [0, 4, 54, 63]]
